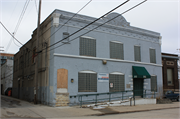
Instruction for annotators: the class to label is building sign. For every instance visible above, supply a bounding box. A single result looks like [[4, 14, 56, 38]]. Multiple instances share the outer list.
[[110, 83, 113, 88], [98, 73, 109, 82]]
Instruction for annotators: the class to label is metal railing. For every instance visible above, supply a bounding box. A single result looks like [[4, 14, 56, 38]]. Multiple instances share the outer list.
[[70, 89, 156, 107]]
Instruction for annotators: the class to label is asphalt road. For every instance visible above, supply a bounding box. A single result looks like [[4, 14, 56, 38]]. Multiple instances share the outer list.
[[46, 108, 179, 119]]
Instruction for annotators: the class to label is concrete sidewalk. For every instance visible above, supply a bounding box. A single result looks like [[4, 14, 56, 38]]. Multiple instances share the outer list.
[[91, 102, 180, 116], [1, 95, 180, 118]]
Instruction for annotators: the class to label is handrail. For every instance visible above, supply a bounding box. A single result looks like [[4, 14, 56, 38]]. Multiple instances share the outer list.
[[70, 89, 156, 107]]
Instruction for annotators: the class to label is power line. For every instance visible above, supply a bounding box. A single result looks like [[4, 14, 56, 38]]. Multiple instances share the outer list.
[[34, 0, 38, 13], [42, 0, 129, 51], [42, 0, 92, 43], [14, 0, 30, 33], [5, 0, 93, 78], [3, 0, 93, 79], [0, 21, 32, 51], [9, 0, 147, 80], [7, 0, 19, 27], [5, 0, 31, 52], [46, 0, 147, 53]]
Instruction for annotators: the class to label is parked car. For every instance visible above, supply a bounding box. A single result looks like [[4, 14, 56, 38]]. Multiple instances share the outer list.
[[164, 90, 179, 101]]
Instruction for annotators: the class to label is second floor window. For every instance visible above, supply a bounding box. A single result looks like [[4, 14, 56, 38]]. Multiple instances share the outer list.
[[110, 41, 124, 60], [134, 46, 141, 62], [79, 36, 96, 57], [150, 48, 156, 63]]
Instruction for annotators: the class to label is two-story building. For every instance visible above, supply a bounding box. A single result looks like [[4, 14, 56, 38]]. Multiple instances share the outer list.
[[1, 53, 14, 95], [162, 53, 179, 92], [12, 9, 162, 106]]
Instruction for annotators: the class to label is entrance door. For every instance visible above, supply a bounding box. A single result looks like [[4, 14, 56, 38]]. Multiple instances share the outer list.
[[133, 78, 143, 97]]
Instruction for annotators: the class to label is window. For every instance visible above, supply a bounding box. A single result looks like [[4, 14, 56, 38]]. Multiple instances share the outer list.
[[110, 41, 124, 60], [150, 48, 156, 63], [78, 71, 97, 92], [79, 36, 96, 57], [62, 32, 69, 43], [109, 73, 125, 92], [167, 68, 173, 85], [151, 75, 157, 92], [134, 46, 141, 61]]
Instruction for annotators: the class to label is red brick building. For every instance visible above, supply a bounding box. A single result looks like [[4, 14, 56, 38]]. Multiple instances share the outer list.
[[162, 53, 179, 92]]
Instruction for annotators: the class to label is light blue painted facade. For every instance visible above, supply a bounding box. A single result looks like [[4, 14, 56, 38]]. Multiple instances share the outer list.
[[12, 9, 163, 106], [48, 10, 162, 105]]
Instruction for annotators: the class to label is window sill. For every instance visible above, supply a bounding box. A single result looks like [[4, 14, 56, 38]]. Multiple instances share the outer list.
[[167, 84, 174, 86], [80, 55, 96, 57]]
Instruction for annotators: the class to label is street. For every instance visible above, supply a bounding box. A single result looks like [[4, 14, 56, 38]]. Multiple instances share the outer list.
[[1, 95, 180, 119]]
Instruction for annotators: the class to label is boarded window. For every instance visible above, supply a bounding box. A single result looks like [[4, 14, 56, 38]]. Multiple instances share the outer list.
[[110, 42, 124, 60], [134, 46, 141, 61], [62, 32, 69, 43], [150, 48, 156, 63], [151, 75, 157, 92], [79, 37, 96, 57], [78, 73, 97, 92], [167, 68, 173, 85], [109, 74, 125, 92]]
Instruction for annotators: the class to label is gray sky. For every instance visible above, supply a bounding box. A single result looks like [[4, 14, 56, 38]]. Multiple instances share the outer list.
[[0, 0, 179, 55]]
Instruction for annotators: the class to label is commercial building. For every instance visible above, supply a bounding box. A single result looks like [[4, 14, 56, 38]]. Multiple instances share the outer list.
[[1, 53, 14, 95], [12, 9, 162, 106], [162, 53, 179, 92]]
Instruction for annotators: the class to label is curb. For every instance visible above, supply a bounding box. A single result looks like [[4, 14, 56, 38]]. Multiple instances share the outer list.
[[91, 106, 180, 116]]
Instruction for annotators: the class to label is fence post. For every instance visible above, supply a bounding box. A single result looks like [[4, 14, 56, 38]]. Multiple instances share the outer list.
[[144, 90, 146, 99], [109, 93, 111, 102], [122, 92, 123, 101], [80, 96, 82, 108], [95, 95, 97, 105]]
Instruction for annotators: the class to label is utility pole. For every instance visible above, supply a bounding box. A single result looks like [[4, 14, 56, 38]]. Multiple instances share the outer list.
[[34, 0, 42, 104]]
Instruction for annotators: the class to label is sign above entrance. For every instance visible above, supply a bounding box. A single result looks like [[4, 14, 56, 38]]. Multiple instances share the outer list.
[[98, 73, 109, 82]]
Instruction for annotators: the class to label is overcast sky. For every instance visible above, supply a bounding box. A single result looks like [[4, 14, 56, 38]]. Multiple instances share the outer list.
[[0, 0, 179, 55]]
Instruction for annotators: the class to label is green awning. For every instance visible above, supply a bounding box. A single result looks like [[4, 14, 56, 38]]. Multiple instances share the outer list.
[[132, 66, 151, 79]]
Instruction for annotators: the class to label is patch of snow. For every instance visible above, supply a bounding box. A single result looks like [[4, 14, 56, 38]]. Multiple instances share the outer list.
[[93, 106, 105, 109]]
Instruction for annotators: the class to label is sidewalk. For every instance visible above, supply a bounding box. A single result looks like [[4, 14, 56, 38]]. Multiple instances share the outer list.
[[91, 102, 180, 116], [1, 95, 180, 118]]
